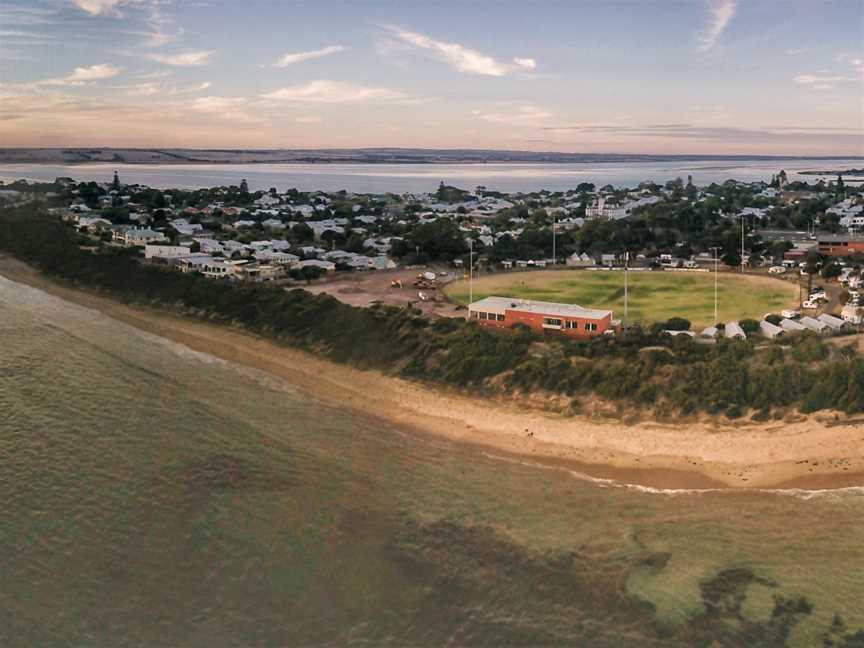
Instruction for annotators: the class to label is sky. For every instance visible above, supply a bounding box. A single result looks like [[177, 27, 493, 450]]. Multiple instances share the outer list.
[[0, 0, 862, 155]]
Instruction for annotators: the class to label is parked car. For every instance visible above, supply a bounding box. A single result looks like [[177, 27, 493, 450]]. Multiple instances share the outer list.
[[781, 309, 801, 319], [802, 299, 820, 310], [768, 266, 786, 275]]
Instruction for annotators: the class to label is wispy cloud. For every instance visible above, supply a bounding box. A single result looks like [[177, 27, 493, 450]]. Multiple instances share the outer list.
[[72, 0, 142, 17], [146, 50, 215, 66], [269, 45, 345, 68], [123, 80, 210, 96], [381, 25, 536, 77], [190, 96, 262, 124], [541, 123, 861, 141], [793, 74, 849, 85], [786, 48, 809, 55], [0, 4, 59, 26], [261, 80, 411, 103], [697, 0, 737, 52], [40, 64, 122, 86], [473, 104, 552, 126]]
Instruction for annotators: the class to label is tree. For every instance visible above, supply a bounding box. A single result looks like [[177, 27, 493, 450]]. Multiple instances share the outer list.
[[292, 222, 314, 243], [664, 317, 691, 331], [722, 251, 741, 267], [822, 262, 842, 280], [739, 319, 760, 334]]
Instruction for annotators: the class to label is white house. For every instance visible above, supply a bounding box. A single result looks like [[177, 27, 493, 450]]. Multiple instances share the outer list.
[[113, 227, 167, 247], [144, 244, 192, 260]]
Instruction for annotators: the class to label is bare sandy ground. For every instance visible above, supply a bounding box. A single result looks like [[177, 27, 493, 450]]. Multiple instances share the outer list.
[[2, 254, 863, 491]]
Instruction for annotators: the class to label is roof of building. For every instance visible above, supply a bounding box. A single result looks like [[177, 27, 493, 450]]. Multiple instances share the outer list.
[[468, 296, 611, 320]]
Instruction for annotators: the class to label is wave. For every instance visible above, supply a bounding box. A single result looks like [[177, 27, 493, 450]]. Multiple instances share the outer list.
[[480, 452, 864, 500]]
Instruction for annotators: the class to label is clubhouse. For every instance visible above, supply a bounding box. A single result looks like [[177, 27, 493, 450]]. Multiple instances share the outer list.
[[468, 296, 616, 337], [817, 235, 864, 257]]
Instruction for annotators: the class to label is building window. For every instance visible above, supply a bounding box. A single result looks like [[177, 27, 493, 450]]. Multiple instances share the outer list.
[[496, 314, 505, 321], [583, 322, 598, 331], [543, 318, 562, 327], [565, 321, 577, 329], [479, 312, 488, 320]]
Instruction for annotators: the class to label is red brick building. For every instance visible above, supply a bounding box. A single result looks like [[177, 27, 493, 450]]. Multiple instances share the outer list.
[[468, 296, 615, 337], [817, 236, 864, 257]]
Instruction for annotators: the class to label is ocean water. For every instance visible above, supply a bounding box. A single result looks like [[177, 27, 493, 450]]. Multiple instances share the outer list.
[[0, 158, 861, 194], [1, 274, 863, 647]]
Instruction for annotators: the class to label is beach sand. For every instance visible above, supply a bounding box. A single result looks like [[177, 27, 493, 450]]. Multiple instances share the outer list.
[[2, 253, 863, 491]]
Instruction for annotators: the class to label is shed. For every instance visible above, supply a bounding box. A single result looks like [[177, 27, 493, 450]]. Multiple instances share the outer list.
[[759, 320, 785, 339], [700, 326, 720, 338], [799, 316, 829, 334], [725, 322, 747, 340], [780, 318, 806, 333], [817, 313, 850, 332]]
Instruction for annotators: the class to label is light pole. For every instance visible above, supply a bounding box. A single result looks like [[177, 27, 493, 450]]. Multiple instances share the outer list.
[[468, 238, 474, 305], [741, 214, 745, 273], [623, 251, 629, 329], [552, 212, 556, 265], [710, 246, 720, 325]]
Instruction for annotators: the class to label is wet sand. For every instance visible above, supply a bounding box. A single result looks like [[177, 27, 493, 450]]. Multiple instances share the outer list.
[[2, 254, 863, 491]]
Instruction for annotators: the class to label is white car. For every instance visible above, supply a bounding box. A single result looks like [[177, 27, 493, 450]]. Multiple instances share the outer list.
[[802, 299, 820, 310], [781, 309, 800, 319], [810, 289, 827, 300], [768, 266, 786, 275]]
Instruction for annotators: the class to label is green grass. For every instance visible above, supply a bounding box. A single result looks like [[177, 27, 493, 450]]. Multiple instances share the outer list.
[[444, 269, 800, 328]]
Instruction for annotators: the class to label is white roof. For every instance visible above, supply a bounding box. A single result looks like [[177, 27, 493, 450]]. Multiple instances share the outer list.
[[725, 322, 746, 339], [780, 318, 806, 331], [817, 313, 846, 328], [799, 316, 828, 331], [759, 320, 784, 337], [468, 296, 611, 320]]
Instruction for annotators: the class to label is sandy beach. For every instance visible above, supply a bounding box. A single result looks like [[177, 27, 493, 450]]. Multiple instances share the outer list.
[[2, 253, 863, 491]]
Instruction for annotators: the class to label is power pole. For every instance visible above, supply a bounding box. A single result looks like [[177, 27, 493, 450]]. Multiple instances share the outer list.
[[741, 214, 745, 273], [552, 212, 556, 265]]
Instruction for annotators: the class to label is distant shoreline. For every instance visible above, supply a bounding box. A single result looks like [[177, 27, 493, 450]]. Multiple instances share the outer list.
[[0, 148, 861, 167], [2, 253, 863, 492]]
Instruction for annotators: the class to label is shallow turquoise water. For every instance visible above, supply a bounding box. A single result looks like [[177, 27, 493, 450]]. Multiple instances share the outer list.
[[1, 275, 862, 646]]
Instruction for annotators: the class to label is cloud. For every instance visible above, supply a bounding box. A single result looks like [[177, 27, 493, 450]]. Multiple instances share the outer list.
[[37, 64, 122, 87], [0, 5, 58, 26], [146, 50, 215, 66], [541, 123, 861, 142], [270, 45, 346, 68], [190, 95, 261, 123], [72, 0, 142, 17], [786, 48, 809, 55], [296, 115, 324, 124], [697, 0, 737, 52], [261, 80, 410, 103], [793, 74, 849, 85], [473, 104, 552, 126], [381, 25, 536, 77], [124, 80, 210, 96]]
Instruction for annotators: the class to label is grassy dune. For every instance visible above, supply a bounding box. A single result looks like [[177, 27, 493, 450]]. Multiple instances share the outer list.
[[444, 269, 800, 328]]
